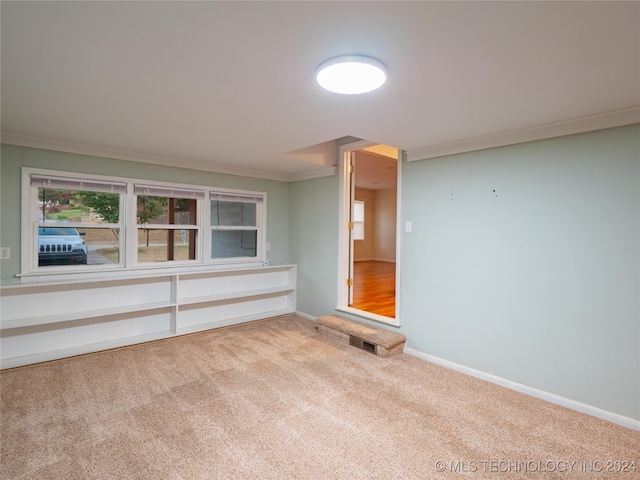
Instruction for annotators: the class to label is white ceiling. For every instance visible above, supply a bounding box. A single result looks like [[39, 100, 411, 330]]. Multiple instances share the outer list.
[[2, 1, 639, 181]]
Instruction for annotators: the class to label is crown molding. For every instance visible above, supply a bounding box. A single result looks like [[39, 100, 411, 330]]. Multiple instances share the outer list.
[[6, 105, 634, 181], [285, 166, 338, 182], [406, 106, 640, 162], [0, 133, 295, 182]]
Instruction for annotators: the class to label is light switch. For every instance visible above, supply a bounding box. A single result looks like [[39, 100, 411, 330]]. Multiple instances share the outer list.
[[405, 221, 412, 233]]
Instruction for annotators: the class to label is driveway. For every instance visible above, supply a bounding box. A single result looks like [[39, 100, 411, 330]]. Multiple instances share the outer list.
[[87, 244, 116, 265]]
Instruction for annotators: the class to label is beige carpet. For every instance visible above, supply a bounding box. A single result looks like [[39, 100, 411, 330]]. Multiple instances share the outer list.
[[1, 315, 638, 479]]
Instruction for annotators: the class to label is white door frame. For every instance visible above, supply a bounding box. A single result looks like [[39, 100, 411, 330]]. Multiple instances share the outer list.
[[348, 151, 356, 305], [336, 140, 402, 327]]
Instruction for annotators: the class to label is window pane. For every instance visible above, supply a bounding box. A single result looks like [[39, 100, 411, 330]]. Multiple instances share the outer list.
[[137, 196, 196, 225], [210, 201, 256, 227], [137, 229, 197, 262], [38, 187, 120, 223], [211, 230, 257, 258], [81, 227, 121, 265], [353, 223, 364, 241], [38, 226, 121, 267], [353, 200, 365, 240], [353, 200, 365, 222], [36, 185, 122, 268]]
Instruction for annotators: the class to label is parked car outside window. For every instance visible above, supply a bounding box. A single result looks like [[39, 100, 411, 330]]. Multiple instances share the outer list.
[[38, 221, 87, 266]]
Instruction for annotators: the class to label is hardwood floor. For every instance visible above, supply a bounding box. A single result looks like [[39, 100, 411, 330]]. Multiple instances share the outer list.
[[350, 260, 396, 318]]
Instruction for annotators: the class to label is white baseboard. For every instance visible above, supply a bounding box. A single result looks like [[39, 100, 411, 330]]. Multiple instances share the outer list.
[[405, 347, 640, 432], [240, 310, 640, 431]]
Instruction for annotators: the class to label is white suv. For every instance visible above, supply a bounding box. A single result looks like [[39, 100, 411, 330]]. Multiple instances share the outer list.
[[38, 221, 88, 266]]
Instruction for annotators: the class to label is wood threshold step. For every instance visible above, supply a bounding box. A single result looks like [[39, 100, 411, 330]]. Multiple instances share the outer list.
[[315, 314, 406, 357]]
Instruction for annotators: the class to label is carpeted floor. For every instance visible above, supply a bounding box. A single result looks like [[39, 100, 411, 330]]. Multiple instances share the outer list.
[[1, 315, 638, 479]]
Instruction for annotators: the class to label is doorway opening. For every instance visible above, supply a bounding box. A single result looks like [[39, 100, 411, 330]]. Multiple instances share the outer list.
[[337, 140, 400, 325]]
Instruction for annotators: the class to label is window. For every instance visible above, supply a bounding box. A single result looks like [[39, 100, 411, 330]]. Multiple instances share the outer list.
[[353, 200, 365, 241], [30, 174, 125, 269], [210, 191, 264, 260], [23, 169, 267, 276], [134, 185, 203, 264]]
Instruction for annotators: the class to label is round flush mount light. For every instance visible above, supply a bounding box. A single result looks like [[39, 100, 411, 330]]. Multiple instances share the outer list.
[[316, 55, 387, 94]]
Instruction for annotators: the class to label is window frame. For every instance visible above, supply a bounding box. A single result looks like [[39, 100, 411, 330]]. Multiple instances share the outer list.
[[208, 188, 267, 264], [133, 184, 204, 267], [20, 168, 268, 279], [353, 199, 365, 241], [23, 169, 127, 274]]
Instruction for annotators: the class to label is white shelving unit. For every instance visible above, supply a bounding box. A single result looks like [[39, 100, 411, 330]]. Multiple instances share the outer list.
[[0, 264, 296, 369]]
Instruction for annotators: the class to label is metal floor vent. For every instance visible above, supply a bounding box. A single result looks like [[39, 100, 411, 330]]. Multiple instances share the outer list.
[[349, 335, 377, 355]]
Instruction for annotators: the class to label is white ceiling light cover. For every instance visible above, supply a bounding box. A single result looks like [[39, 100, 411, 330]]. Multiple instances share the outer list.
[[316, 55, 387, 94]]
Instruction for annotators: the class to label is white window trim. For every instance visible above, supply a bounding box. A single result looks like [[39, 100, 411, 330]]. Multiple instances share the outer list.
[[20, 167, 268, 281], [22, 168, 129, 275]]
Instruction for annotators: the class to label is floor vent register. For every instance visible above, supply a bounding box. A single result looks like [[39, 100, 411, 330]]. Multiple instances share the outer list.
[[316, 315, 406, 358]]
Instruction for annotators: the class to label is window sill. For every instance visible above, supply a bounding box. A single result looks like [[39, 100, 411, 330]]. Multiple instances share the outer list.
[[13, 260, 273, 286]]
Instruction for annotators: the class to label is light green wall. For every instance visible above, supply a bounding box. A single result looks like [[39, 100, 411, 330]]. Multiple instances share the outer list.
[[0, 145, 290, 282], [400, 124, 639, 420], [292, 124, 639, 421], [0, 145, 22, 280], [2, 125, 639, 421], [289, 175, 339, 317]]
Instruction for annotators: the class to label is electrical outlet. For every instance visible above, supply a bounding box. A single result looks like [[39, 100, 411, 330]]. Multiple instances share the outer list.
[[1, 247, 10, 260]]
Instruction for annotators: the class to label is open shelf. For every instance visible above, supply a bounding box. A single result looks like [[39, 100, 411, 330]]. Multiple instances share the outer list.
[[1, 264, 296, 368], [1, 302, 176, 331], [178, 285, 294, 306]]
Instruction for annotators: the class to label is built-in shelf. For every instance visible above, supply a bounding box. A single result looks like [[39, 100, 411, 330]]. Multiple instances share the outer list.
[[178, 285, 294, 306], [1, 301, 176, 331], [0, 264, 296, 368]]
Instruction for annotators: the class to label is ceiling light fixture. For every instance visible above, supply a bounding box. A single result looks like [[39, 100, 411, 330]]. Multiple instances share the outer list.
[[316, 55, 387, 94]]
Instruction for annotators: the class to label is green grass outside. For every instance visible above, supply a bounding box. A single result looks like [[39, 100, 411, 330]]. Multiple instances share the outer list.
[[48, 208, 88, 221]]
